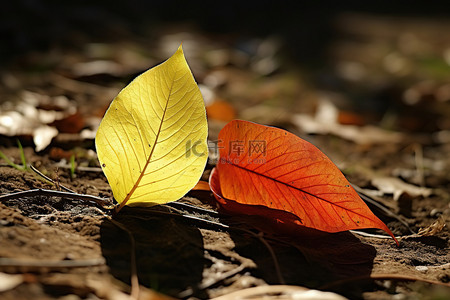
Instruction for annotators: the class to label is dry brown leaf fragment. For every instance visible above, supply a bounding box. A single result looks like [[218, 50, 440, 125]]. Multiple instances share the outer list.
[[0, 91, 83, 151], [0, 272, 24, 292], [371, 176, 433, 201], [418, 217, 446, 236], [292, 98, 404, 145]]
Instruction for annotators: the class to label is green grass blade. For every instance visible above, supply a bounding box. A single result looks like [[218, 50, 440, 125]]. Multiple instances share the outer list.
[[17, 140, 28, 170], [0, 150, 22, 170], [70, 154, 76, 179]]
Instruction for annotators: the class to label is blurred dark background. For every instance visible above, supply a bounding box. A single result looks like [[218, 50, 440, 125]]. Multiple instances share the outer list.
[[1, 0, 449, 142], [2, 1, 449, 66]]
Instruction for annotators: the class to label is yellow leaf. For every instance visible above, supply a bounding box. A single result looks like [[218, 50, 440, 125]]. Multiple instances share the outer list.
[[95, 45, 208, 210]]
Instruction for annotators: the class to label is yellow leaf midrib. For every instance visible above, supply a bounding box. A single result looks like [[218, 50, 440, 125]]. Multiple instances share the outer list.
[[117, 71, 175, 210]]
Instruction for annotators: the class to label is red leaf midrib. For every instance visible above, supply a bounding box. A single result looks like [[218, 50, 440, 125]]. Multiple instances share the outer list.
[[224, 162, 377, 223]]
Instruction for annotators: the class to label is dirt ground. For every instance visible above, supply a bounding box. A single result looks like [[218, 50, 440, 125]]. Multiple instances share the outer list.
[[0, 136, 449, 299], [1, 6, 450, 299]]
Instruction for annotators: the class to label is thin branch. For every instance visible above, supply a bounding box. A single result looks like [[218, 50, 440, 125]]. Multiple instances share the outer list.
[[30, 165, 75, 193], [0, 188, 114, 210], [350, 230, 400, 240], [165, 201, 219, 215], [53, 163, 103, 173], [128, 210, 229, 231]]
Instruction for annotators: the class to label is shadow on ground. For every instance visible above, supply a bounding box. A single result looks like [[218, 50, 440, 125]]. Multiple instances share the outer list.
[[100, 206, 207, 298], [100, 204, 376, 299], [225, 218, 377, 299]]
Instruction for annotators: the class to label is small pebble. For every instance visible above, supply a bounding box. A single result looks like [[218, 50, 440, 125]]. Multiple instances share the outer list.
[[415, 266, 428, 272], [64, 253, 76, 260], [430, 208, 441, 217]]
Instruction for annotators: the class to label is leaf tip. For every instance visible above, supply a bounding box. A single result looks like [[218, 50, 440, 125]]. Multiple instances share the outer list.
[[172, 44, 186, 64], [177, 43, 184, 53], [391, 233, 400, 246], [382, 223, 399, 246]]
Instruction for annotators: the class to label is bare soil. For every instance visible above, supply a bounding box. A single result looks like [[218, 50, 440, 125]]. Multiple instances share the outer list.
[[0, 142, 449, 299]]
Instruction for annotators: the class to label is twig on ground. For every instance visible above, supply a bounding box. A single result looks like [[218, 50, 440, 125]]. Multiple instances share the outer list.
[[131, 210, 228, 230], [30, 165, 75, 193], [165, 201, 219, 215], [0, 257, 105, 270], [350, 230, 401, 240], [0, 188, 114, 210], [54, 164, 103, 173]]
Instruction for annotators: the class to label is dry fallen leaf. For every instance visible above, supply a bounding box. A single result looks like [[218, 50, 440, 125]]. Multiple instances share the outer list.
[[210, 120, 397, 243], [292, 98, 404, 145], [418, 217, 446, 236], [371, 176, 433, 201], [96, 45, 208, 210], [0, 91, 81, 151]]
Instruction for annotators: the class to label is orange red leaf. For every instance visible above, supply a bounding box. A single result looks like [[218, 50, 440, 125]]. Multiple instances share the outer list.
[[209, 120, 397, 244]]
